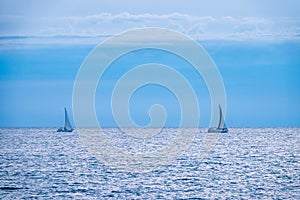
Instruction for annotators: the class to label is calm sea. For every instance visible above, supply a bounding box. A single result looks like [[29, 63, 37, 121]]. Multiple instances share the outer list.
[[0, 128, 299, 199]]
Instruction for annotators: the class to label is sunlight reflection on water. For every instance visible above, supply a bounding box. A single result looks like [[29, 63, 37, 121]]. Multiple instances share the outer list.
[[0, 128, 299, 199]]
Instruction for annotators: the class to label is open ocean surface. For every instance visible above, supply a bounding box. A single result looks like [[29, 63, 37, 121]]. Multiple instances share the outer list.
[[0, 128, 299, 199]]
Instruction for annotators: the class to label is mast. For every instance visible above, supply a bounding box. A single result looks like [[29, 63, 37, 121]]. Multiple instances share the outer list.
[[64, 108, 67, 129]]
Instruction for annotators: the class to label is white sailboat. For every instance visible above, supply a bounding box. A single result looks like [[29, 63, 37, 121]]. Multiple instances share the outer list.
[[57, 108, 73, 132], [208, 105, 228, 133]]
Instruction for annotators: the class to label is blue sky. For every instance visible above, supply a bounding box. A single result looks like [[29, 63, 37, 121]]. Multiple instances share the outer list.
[[0, 0, 299, 127]]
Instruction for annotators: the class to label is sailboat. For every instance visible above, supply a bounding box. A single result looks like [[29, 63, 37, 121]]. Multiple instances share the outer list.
[[208, 105, 228, 133], [57, 108, 74, 132]]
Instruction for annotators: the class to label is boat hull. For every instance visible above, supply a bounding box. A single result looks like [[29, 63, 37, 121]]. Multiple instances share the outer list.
[[57, 128, 73, 132], [57, 130, 73, 132], [208, 128, 228, 133]]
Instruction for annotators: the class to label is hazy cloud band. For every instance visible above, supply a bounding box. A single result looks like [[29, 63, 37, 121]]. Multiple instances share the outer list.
[[1, 12, 299, 46]]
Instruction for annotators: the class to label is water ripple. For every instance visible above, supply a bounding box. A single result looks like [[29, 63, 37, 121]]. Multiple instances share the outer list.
[[0, 128, 299, 199]]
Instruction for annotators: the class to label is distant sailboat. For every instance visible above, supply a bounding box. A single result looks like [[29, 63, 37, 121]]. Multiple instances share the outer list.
[[57, 108, 73, 132], [208, 105, 228, 133]]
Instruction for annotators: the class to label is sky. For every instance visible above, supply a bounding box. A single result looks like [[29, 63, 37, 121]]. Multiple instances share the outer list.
[[0, 0, 299, 127]]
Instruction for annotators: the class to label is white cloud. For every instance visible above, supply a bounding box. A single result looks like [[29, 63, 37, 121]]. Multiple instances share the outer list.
[[0, 12, 299, 47]]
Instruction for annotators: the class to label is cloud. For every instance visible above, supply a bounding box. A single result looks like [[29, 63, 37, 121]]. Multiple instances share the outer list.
[[0, 12, 299, 47]]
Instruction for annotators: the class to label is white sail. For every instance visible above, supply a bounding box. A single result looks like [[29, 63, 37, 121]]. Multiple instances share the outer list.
[[208, 104, 228, 133], [64, 108, 73, 130], [57, 108, 73, 132], [217, 105, 225, 129]]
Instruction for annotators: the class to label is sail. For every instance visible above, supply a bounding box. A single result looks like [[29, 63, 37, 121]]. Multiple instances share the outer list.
[[208, 105, 228, 133], [64, 108, 73, 130], [217, 105, 225, 129]]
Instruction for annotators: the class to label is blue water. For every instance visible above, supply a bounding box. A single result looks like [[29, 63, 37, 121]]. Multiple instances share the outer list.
[[0, 128, 299, 199]]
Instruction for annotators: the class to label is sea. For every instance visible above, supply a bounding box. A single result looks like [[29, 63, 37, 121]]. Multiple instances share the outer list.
[[0, 128, 299, 199]]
